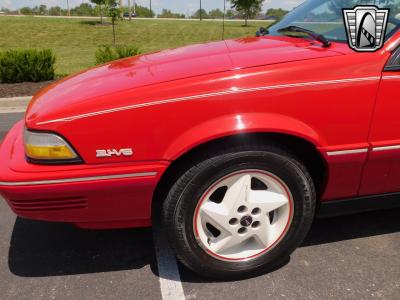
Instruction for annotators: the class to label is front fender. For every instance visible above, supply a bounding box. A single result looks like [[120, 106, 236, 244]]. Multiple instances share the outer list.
[[163, 112, 324, 160]]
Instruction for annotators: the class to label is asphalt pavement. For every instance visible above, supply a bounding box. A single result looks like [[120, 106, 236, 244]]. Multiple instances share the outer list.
[[0, 112, 399, 299]]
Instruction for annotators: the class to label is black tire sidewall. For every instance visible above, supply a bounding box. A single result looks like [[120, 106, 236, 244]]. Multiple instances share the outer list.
[[165, 149, 315, 278]]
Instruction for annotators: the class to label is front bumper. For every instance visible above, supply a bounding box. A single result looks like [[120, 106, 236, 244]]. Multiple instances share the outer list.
[[0, 121, 169, 228]]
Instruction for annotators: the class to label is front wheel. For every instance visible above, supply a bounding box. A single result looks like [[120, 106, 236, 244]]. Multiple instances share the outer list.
[[162, 144, 316, 279]]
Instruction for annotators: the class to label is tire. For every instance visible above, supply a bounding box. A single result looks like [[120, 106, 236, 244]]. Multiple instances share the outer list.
[[162, 143, 316, 279]]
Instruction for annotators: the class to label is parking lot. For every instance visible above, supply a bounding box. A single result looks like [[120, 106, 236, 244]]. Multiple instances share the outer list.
[[1, 113, 399, 299]]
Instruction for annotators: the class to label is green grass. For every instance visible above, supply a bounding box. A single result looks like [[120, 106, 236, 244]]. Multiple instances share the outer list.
[[0, 17, 272, 75]]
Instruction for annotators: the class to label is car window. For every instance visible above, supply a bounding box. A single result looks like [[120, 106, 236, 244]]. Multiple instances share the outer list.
[[269, 0, 400, 42], [386, 46, 400, 69], [395, 49, 400, 65]]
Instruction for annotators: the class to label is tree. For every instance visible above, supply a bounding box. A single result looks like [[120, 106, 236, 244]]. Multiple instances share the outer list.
[[230, 0, 264, 26], [192, 9, 209, 19], [107, 0, 121, 45], [226, 9, 236, 18], [48, 6, 62, 16], [38, 5, 47, 15], [134, 4, 154, 17], [265, 8, 288, 21], [158, 9, 185, 19], [20, 7, 33, 15], [91, 0, 107, 23], [209, 8, 224, 19], [71, 3, 96, 16], [0, 8, 11, 14]]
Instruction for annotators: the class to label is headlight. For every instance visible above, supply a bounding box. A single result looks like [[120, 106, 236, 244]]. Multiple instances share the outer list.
[[24, 129, 82, 164]]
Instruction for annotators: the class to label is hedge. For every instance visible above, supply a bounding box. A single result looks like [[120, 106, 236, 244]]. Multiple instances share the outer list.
[[95, 45, 142, 65], [0, 49, 56, 83]]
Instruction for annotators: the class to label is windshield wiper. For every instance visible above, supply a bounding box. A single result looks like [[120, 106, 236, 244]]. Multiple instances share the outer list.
[[277, 25, 331, 48]]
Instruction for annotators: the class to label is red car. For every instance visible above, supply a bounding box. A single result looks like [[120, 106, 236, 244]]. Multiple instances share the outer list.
[[1, 0, 400, 279]]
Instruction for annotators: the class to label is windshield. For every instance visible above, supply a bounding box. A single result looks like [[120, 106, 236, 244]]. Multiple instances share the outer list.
[[268, 0, 400, 42]]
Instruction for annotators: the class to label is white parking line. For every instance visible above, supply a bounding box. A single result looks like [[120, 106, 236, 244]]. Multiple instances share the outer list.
[[153, 225, 186, 300], [0, 108, 27, 114], [0, 96, 31, 114]]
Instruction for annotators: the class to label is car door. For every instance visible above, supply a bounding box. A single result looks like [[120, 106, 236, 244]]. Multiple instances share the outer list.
[[360, 44, 400, 195]]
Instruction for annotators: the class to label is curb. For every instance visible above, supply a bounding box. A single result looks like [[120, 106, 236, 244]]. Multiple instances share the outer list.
[[0, 96, 32, 114]]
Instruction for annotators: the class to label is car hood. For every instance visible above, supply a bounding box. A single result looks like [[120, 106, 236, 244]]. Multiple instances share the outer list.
[[26, 36, 344, 125]]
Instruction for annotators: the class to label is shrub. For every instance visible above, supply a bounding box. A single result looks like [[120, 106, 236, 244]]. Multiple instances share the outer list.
[[0, 49, 56, 83], [95, 45, 141, 64], [95, 45, 115, 64]]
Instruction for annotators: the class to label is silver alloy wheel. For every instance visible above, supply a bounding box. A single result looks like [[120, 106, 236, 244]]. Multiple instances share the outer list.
[[193, 170, 293, 261]]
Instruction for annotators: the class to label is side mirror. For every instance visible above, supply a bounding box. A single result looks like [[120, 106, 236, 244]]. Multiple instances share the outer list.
[[256, 27, 269, 37]]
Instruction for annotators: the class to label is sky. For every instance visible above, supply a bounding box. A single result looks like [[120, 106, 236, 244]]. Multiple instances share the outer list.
[[0, 0, 304, 14]]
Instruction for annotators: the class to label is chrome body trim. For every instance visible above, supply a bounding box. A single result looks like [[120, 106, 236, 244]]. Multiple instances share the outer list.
[[372, 145, 400, 152], [382, 75, 400, 80], [326, 148, 368, 156], [0, 172, 158, 186]]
